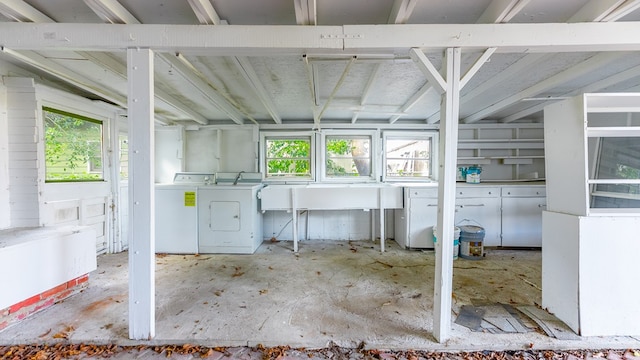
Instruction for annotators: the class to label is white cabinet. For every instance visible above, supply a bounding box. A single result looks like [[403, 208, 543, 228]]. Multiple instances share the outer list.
[[543, 93, 640, 336], [455, 187, 501, 247], [394, 187, 438, 249], [395, 184, 546, 249], [198, 185, 263, 254], [501, 186, 546, 247], [395, 185, 502, 249]]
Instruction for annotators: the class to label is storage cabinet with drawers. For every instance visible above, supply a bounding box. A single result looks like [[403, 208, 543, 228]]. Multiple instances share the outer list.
[[394, 184, 546, 249]]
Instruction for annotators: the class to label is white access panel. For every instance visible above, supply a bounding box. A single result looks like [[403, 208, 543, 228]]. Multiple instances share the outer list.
[[210, 201, 240, 231], [198, 185, 262, 254], [155, 185, 199, 254]]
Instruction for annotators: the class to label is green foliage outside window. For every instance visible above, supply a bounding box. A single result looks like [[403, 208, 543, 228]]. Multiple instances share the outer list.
[[266, 139, 311, 177], [44, 108, 103, 182], [325, 137, 371, 177]]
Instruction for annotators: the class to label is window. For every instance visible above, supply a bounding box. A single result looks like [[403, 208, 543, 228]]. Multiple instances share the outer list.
[[44, 107, 104, 182], [383, 132, 436, 181], [589, 136, 640, 208], [262, 132, 313, 179], [321, 131, 377, 181]]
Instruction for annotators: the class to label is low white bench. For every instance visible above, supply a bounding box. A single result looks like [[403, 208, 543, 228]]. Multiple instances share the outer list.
[[0, 225, 97, 312]]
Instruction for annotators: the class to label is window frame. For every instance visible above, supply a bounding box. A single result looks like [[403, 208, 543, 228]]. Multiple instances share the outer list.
[[42, 106, 107, 183], [260, 131, 315, 182], [319, 130, 378, 183], [382, 131, 438, 182]]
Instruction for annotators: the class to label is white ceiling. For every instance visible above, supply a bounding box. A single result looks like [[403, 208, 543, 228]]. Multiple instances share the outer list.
[[1, 0, 640, 126]]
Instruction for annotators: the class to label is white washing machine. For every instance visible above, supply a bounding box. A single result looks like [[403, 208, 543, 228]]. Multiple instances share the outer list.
[[155, 172, 214, 254]]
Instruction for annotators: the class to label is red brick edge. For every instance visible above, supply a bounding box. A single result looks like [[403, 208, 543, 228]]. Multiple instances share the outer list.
[[0, 274, 89, 332]]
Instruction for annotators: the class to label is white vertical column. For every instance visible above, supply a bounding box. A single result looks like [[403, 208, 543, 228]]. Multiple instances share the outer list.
[[127, 48, 155, 340], [433, 47, 461, 342]]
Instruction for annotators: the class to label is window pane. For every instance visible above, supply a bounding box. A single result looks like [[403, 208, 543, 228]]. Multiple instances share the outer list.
[[326, 137, 371, 177], [385, 138, 431, 178], [265, 138, 311, 177], [590, 137, 640, 208], [44, 108, 104, 182]]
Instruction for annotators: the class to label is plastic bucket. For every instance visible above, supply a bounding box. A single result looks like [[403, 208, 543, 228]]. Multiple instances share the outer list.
[[465, 166, 482, 184], [433, 226, 461, 260], [459, 225, 485, 260]]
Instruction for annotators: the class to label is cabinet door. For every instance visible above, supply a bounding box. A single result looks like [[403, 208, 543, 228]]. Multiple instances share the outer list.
[[455, 197, 502, 246], [407, 198, 438, 248], [501, 197, 546, 247]]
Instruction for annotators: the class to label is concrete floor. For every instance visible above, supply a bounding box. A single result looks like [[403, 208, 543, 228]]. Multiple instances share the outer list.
[[0, 240, 638, 351]]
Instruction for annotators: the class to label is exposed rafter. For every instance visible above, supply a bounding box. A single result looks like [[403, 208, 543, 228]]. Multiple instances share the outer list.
[[294, 0, 316, 25], [0, 0, 53, 22], [387, 0, 418, 24], [477, 0, 531, 23], [500, 62, 640, 122], [429, 0, 636, 123], [186, 0, 220, 25], [1, 48, 127, 107], [83, 0, 139, 24], [80, 52, 209, 124], [463, 52, 624, 123], [231, 56, 282, 124], [569, 0, 627, 22], [314, 56, 357, 128], [389, 83, 434, 124], [183, 0, 282, 124], [601, 0, 640, 21], [168, 54, 248, 125], [81, 0, 253, 125]]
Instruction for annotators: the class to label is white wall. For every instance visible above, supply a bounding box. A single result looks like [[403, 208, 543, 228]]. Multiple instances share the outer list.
[[0, 82, 9, 229], [185, 128, 218, 172], [5, 77, 41, 228], [155, 126, 258, 179], [155, 126, 184, 183], [219, 128, 258, 172]]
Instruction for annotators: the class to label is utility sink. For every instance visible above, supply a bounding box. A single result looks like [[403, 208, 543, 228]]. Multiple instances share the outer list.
[[259, 183, 403, 211]]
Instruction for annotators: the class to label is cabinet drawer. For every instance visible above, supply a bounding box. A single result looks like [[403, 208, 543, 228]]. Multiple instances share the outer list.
[[456, 187, 499, 198], [407, 187, 438, 198], [502, 186, 546, 197]]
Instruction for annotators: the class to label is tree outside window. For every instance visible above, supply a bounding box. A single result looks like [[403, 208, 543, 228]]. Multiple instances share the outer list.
[[44, 107, 104, 182], [265, 138, 311, 178], [325, 136, 371, 177]]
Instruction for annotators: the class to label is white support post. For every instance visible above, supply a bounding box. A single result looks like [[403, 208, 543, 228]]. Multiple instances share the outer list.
[[379, 187, 385, 252], [127, 48, 155, 340], [433, 47, 461, 343], [291, 188, 298, 253]]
